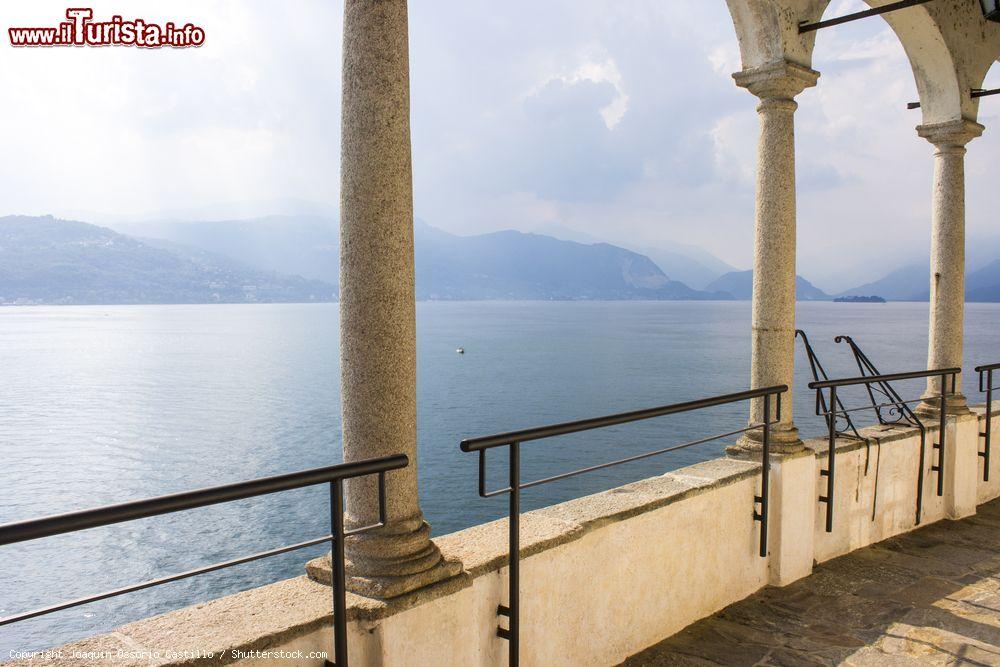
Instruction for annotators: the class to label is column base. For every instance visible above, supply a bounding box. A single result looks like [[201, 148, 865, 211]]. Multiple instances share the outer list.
[[306, 519, 463, 599], [916, 392, 971, 418], [729, 423, 804, 455]]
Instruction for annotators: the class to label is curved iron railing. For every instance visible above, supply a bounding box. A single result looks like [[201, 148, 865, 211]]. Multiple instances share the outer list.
[[808, 368, 958, 530], [460, 385, 787, 667], [0, 454, 409, 667], [977, 362, 999, 482]]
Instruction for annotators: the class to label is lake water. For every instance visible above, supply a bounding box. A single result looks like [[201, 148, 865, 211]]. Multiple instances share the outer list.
[[2, 301, 999, 654]]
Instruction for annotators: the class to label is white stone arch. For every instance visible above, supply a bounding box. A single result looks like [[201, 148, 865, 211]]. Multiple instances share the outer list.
[[861, 1, 963, 124], [724, 0, 999, 124], [872, 0, 1000, 124]]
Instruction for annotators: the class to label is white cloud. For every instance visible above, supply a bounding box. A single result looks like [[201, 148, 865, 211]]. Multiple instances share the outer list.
[[566, 57, 630, 129], [0, 0, 997, 291]]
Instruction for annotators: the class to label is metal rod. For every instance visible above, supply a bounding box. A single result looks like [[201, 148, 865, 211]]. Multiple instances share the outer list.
[[819, 397, 925, 418], [808, 367, 960, 390], [0, 534, 334, 627], [915, 424, 927, 525], [937, 374, 947, 496], [797, 330, 862, 439], [799, 0, 934, 33], [508, 441, 520, 666], [477, 422, 777, 498], [759, 395, 771, 558], [824, 386, 837, 532], [909, 87, 999, 109], [0, 455, 409, 547], [331, 480, 348, 667], [513, 424, 769, 494], [985, 371, 993, 482], [461, 385, 788, 451], [478, 449, 488, 497]]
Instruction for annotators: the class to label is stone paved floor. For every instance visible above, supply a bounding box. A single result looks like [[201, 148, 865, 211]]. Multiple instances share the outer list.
[[623, 498, 1000, 666]]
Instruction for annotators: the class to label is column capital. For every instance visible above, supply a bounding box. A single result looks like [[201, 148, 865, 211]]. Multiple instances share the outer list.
[[732, 60, 820, 102], [917, 119, 984, 151]]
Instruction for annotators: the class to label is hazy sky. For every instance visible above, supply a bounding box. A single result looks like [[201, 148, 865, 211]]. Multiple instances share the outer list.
[[0, 1, 997, 290]]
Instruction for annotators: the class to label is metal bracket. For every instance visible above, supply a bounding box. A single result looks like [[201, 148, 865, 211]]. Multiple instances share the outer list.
[[799, 0, 934, 33]]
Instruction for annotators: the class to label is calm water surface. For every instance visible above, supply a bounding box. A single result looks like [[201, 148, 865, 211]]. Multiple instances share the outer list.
[[2, 301, 998, 653]]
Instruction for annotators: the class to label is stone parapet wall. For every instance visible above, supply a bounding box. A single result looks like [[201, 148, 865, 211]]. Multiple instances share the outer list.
[[15, 406, 999, 666]]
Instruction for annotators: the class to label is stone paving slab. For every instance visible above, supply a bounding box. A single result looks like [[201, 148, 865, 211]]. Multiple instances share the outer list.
[[623, 499, 1000, 666]]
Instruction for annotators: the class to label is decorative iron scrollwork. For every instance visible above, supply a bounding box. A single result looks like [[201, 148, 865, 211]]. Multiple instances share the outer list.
[[834, 335, 923, 429], [796, 329, 861, 440]]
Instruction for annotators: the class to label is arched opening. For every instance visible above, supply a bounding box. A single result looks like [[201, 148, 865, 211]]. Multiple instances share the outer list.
[[966, 59, 1000, 290]]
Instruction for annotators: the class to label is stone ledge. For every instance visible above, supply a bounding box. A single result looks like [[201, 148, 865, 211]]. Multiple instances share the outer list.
[[436, 457, 761, 578], [14, 454, 762, 666], [806, 407, 988, 460], [9, 576, 335, 667], [805, 421, 941, 458], [970, 400, 998, 420]]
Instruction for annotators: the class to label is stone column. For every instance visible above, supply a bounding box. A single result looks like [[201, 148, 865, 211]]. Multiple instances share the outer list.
[[331, 0, 459, 599], [733, 61, 819, 453], [917, 120, 984, 416]]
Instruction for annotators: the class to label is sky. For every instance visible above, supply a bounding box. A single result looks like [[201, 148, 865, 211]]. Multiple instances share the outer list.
[[0, 0, 997, 291]]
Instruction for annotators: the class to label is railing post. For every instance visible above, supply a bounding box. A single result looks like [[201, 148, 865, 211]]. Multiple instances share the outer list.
[[935, 374, 948, 496], [508, 442, 520, 666], [915, 424, 927, 525], [982, 369, 992, 482], [330, 479, 348, 667], [757, 394, 771, 557], [819, 386, 836, 532]]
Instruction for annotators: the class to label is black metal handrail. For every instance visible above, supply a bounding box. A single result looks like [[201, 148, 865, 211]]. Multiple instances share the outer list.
[[808, 367, 958, 530], [976, 362, 999, 482], [796, 330, 862, 440], [0, 454, 409, 667], [460, 385, 787, 667]]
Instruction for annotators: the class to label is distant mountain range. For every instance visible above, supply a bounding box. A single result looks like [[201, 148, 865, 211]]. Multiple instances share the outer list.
[[5, 214, 1000, 305], [412, 223, 729, 300], [838, 264, 927, 301], [837, 261, 1000, 302], [111, 215, 342, 284], [0, 216, 335, 305], [0, 215, 733, 304], [110, 216, 735, 301], [517, 223, 737, 289]]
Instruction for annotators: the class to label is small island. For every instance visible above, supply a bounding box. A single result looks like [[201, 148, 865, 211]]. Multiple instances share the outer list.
[[834, 295, 886, 303]]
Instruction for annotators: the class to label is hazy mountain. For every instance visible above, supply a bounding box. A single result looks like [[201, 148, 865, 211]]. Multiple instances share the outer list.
[[530, 225, 737, 289], [964, 260, 1000, 302], [112, 217, 739, 291], [967, 235, 1000, 274], [637, 245, 737, 290], [0, 216, 336, 305], [111, 215, 341, 284], [413, 223, 729, 300], [838, 264, 927, 301], [838, 260, 1000, 303], [704, 270, 830, 301], [112, 216, 732, 301]]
